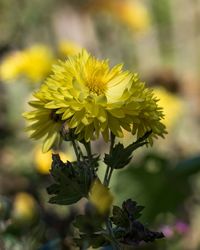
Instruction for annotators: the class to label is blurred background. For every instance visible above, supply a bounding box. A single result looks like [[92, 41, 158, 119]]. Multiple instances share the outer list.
[[0, 0, 200, 249]]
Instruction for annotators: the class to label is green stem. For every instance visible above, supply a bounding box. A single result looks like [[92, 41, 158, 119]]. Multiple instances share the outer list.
[[84, 141, 92, 161], [103, 165, 110, 186], [105, 219, 121, 250], [107, 168, 114, 186], [83, 141, 95, 180], [76, 142, 84, 159], [103, 132, 115, 187], [72, 140, 80, 162], [109, 132, 115, 155]]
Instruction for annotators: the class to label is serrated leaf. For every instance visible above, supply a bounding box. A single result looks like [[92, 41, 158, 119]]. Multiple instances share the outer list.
[[104, 131, 151, 169], [47, 154, 93, 205], [111, 206, 129, 228], [122, 199, 145, 220], [74, 214, 103, 234], [112, 199, 164, 246], [49, 193, 82, 205]]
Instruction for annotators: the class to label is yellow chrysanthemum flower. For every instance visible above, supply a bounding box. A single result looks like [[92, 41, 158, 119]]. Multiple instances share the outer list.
[[153, 87, 183, 129], [23, 49, 166, 151], [0, 45, 54, 83], [58, 41, 82, 58]]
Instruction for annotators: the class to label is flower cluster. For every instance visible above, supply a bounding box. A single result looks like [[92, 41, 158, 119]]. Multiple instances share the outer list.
[[23, 49, 166, 152]]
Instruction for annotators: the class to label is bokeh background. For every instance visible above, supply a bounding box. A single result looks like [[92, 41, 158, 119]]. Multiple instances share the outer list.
[[0, 0, 200, 249]]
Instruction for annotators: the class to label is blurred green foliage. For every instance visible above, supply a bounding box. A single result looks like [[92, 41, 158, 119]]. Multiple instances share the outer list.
[[114, 153, 200, 223], [0, 0, 54, 48]]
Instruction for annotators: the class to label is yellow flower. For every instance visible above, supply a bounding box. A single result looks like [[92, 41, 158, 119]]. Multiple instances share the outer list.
[[21, 45, 54, 82], [112, 0, 150, 32], [153, 87, 183, 129], [34, 146, 74, 174], [0, 45, 54, 83], [88, 0, 150, 32], [23, 97, 63, 152], [58, 41, 82, 58], [0, 52, 25, 81], [24, 49, 166, 150], [12, 192, 38, 225], [89, 179, 113, 214]]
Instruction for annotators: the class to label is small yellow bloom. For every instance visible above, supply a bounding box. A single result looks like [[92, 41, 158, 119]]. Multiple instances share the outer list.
[[89, 179, 114, 214], [58, 41, 82, 58], [0, 45, 54, 83], [34, 146, 74, 174], [88, 0, 150, 32], [153, 87, 183, 129], [0, 52, 25, 81], [112, 1, 150, 32], [12, 192, 37, 225], [20, 45, 54, 83]]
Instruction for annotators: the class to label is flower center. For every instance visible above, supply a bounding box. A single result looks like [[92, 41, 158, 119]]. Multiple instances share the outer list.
[[84, 59, 109, 95], [86, 80, 107, 95]]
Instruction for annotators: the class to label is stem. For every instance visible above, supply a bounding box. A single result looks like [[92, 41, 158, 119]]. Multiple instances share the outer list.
[[72, 140, 80, 162], [103, 165, 110, 186], [76, 143, 84, 159], [103, 132, 115, 187], [105, 219, 121, 250], [109, 132, 115, 155], [83, 141, 95, 181], [107, 168, 114, 186], [84, 141, 92, 161]]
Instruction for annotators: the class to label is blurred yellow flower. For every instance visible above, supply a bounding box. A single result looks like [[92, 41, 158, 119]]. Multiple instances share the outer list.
[[0, 45, 54, 83], [113, 0, 150, 32], [58, 41, 82, 58], [20, 45, 54, 82], [89, 179, 113, 214], [12, 192, 38, 225], [153, 87, 183, 129], [0, 52, 25, 81], [89, 0, 150, 32], [34, 146, 74, 174]]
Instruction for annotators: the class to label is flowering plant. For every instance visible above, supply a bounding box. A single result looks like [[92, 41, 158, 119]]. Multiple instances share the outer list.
[[23, 50, 166, 248]]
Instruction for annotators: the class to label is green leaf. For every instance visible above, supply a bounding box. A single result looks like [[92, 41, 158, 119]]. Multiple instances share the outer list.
[[47, 154, 93, 205], [111, 200, 145, 228], [74, 214, 103, 234], [73, 204, 107, 248], [104, 131, 151, 169], [111, 206, 129, 228], [111, 199, 164, 246]]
